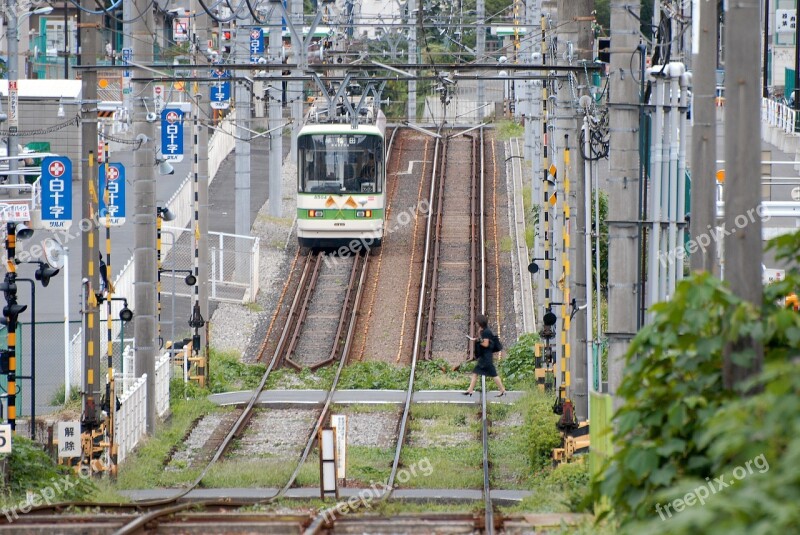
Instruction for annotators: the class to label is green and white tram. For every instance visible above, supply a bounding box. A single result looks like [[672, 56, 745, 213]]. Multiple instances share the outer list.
[[297, 111, 387, 249]]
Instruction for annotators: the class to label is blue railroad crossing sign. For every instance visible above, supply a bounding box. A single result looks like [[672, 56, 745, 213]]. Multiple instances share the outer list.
[[250, 28, 264, 63], [98, 163, 126, 226], [161, 108, 185, 162], [40, 156, 73, 229], [210, 69, 231, 110]]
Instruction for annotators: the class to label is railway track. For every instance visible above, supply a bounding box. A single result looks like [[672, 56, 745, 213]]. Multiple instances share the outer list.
[[304, 126, 500, 534]]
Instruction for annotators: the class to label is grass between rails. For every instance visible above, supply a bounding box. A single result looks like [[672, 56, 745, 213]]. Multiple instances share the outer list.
[[114, 396, 217, 490]]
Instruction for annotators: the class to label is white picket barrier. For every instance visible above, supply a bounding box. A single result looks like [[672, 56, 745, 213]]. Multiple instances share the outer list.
[[114, 374, 147, 464], [155, 353, 171, 417]]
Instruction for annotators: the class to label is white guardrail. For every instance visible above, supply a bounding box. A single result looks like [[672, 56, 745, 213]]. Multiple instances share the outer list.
[[762, 97, 797, 135]]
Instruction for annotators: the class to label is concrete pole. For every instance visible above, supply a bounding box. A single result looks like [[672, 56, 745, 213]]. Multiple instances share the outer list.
[[291, 0, 304, 162], [476, 0, 485, 119], [558, 0, 593, 422], [407, 0, 417, 121], [80, 0, 102, 428], [723, 0, 763, 387], [132, 0, 158, 433], [606, 1, 641, 403], [689, 0, 717, 273], [268, 3, 283, 217], [235, 13, 252, 238], [7, 0, 18, 181]]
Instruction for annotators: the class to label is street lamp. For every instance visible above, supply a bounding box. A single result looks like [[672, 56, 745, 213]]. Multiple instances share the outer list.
[[6, 3, 54, 183]]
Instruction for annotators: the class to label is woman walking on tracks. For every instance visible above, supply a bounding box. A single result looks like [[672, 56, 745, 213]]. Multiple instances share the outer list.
[[464, 314, 507, 397]]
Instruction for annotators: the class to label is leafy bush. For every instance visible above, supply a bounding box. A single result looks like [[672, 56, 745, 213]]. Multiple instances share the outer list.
[[594, 231, 800, 531], [208, 350, 266, 393], [0, 437, 95, 506], [495, 120, 524, 140], [498, 332, 540, 389], [523, 390, 562, 471], [338, 361, 409, 390], [545, 461, 591, 512], [414, 359, 465, 390]]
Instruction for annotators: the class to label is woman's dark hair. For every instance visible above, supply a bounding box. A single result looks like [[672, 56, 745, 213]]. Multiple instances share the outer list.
[[476, 314, 488, 329]]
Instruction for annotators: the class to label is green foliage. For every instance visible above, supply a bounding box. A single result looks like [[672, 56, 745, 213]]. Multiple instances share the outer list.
[[170, 377, 207, 400], [498, 332, 541, 389], [592, 191, 608, 294], [523, 390, 562, 472], [495, 120, 524, 140], [0, 437, 95, 507], [338, 361, 410, 390], [594, 230, 800, 531], [49, 384, 81, 406], [414, 358, 465, 390], [545, 462, 592, 512], [265, 366, 335, 390], [593, 1, 653, 41], [208, 350, 266, 394]]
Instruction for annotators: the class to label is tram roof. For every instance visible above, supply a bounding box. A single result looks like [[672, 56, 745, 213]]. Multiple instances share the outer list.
[[298, 123, 385, 137]]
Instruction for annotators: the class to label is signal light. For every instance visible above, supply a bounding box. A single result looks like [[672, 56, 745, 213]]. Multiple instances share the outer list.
[[35, 263, 60, 287], [2, 303, 27, 322], [543, 310, 557, 327], [0, 349, 11, 374], [356, 210, 372, 218], [308, 210, 324, 218]]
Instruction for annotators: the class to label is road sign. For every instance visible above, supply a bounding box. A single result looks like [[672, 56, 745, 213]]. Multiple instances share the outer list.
[[121, 47, 132, 77], [210, 69, 231, 110], [153, 84, 165, 113], [161, 108, 185, 162], [9, 80, 18, 131], [0, 203, 30, 222], [250, 28, 264, 62], [98, 163, 126, 226], [331, 414, 346, 479], [40, 156, 73, 230], [0, 424, 10, 453], [173, 17, 189, 42], [57, 421, 80, 458]]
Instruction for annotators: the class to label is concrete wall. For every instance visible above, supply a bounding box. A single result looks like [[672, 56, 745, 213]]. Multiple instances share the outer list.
[[0, 97, 81, 162]]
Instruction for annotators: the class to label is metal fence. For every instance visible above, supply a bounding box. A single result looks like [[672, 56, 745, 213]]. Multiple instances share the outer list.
[[762, 97, 797, 135], [161, 226, 260, 304]]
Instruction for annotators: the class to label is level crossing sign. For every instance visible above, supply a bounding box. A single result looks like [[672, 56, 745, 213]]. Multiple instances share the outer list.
[[98, 163, 126, 226], [210, 69, 231, 110], [161, 108, 185, 162], [40, 156, 73, 229]]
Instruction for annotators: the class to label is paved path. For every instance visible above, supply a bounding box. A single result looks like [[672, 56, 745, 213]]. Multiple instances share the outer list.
[[120, 487, 532, 504], [209, 389, 525, 406]]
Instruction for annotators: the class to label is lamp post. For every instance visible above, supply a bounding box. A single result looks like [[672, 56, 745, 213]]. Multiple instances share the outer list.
[[5, 4, 54, 183]]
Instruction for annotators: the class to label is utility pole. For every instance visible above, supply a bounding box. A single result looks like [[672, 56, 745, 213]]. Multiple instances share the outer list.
[[191, 0, 210, 382], [80, 0, 102, 432], [558, 0, 593, 422], [762, 0, 769, 98], [291, 0, 303, 162], [528, 0, 543, 311], [723, 0, 763, 387], [606, 2, 640, 402], [268, 4, 283, 217], [235, 12, 252, 246], [132, 0, 158, 433], [7, 0, 19, 184], [689, 0, 718, 272], [476, 0, 485, 118], [407, 0, 417, 121]]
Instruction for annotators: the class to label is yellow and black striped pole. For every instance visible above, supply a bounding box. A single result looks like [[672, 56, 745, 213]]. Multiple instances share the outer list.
[[4, 224, 17, 432], [86, 149, 98, 424], [560, 136, 571, 407], [103, 136, 117, 473]]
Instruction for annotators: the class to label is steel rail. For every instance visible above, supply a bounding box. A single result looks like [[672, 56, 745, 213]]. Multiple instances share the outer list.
[[284, 252, 325, 369], [423, 137, 448, 360], [478, 126, 495, 535]]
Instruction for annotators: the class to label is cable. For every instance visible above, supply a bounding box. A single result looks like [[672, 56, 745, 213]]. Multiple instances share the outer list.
[[67, 0, 124, 16], [0, 114, 81, 137]]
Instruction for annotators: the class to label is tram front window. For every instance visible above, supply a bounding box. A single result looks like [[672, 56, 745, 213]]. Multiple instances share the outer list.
[[299, 134, 383, 194]]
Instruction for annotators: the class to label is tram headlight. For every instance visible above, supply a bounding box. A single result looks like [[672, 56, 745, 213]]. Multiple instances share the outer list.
[[308, 210, 324, 218], [356, 210, 372, 218]]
